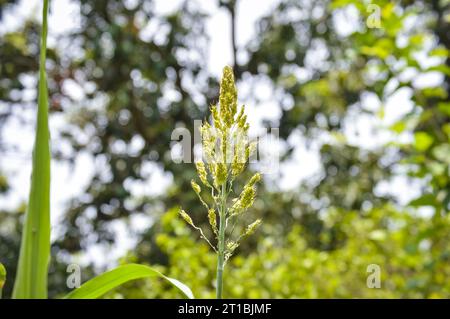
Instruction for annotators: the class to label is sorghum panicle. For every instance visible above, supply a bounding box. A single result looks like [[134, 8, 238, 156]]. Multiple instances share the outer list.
[[179, 66, 262, 282]]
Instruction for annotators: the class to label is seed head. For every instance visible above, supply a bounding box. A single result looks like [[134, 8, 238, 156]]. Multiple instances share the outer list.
[[195, 161, 210, 187], [236, 105, 245, 125], [219, 66, 237, 127], [244, 219, 262, 237], [231, 183, 256, 214], [220, 130, 228, 164], [247, 173, 261, 187], [200, 123, 216, 164], [191, 180, 201, 195], [231, 155, 245, 178], [179, 209, 194, 227], [214, 162, 228, 187], [181, 66, 261, 260], [239, 185, 256, 210], [210, 105, 222, 131], [208, 209, 218, 235], [226, 240, 239, 253]]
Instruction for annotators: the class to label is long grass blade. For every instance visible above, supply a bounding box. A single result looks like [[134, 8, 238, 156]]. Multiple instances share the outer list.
[[12, 0, 51, 299], [63, 264, 194, 299], [0, 263, 6, 298]]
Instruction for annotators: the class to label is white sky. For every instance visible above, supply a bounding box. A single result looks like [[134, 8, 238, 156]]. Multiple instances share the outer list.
[[0, 0, 437, 267]]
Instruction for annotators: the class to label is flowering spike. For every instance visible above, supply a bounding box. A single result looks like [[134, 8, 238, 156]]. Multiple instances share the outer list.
[[247, 173, 261, 187], [191, 180, 201, 194], [236, 105, 245, 124], [211, 105, 222, 131], [219, 66, 237, 127], [214, 162, 228, 187], [179, 209, 194, 227], [208, 209, 218, 236], [195, 161, 211, 187], [244, 219, 262, 237]]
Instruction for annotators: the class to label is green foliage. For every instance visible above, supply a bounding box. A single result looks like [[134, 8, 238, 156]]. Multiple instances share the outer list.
[[0, 0, 449, 299], [64, 264, 193, 299], [115, 206, 450, 298], [12, 0, 51, 299]]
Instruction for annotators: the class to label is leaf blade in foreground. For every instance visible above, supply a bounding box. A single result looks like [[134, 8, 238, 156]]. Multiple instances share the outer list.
[[12, 0, 51, 299], [64, 264, 194, 299]]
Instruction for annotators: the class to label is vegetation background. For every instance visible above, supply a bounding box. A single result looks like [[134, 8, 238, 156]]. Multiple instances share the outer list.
[[0, 0, 449, 298]]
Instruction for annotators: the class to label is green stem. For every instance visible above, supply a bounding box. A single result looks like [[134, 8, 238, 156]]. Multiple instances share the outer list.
[[216, 182, 227, 299]]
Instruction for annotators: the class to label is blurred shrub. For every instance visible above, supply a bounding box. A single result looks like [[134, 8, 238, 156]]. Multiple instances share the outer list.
[[107, 206, 449, 298]]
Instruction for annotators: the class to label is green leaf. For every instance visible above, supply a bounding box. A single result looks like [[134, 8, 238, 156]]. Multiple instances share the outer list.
[[361, 39, 394, 60], [0, 263, 6, 299], [432, 144, 450, 164], [12, 0, 51, 299], [421, 87, 448, 98], [438, 102, 450, 117], [330, 0, 355, 9], [368, 230, 387, 241], [408, 34, 425, 47], [389, 121, 406, 134], [408, 194, 437, 208], [427, 65, 450, 77], [64, 264, 194, 299], [361, 45, 390, 59], [414, 132, 434, 152], [429, 47, 449, 58]]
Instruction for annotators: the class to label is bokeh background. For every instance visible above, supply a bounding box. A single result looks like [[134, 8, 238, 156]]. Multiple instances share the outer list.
[[0, 0, 449, 298]]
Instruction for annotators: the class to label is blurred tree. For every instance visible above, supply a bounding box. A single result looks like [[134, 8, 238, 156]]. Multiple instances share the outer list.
[[53, 0, 213, 251]]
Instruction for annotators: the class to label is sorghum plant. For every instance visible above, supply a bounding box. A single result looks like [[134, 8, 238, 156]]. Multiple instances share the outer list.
[[180, 66, 262, 299]]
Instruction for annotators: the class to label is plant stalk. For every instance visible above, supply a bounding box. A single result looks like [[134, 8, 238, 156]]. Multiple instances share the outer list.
[[216, 182, 227, 299]]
